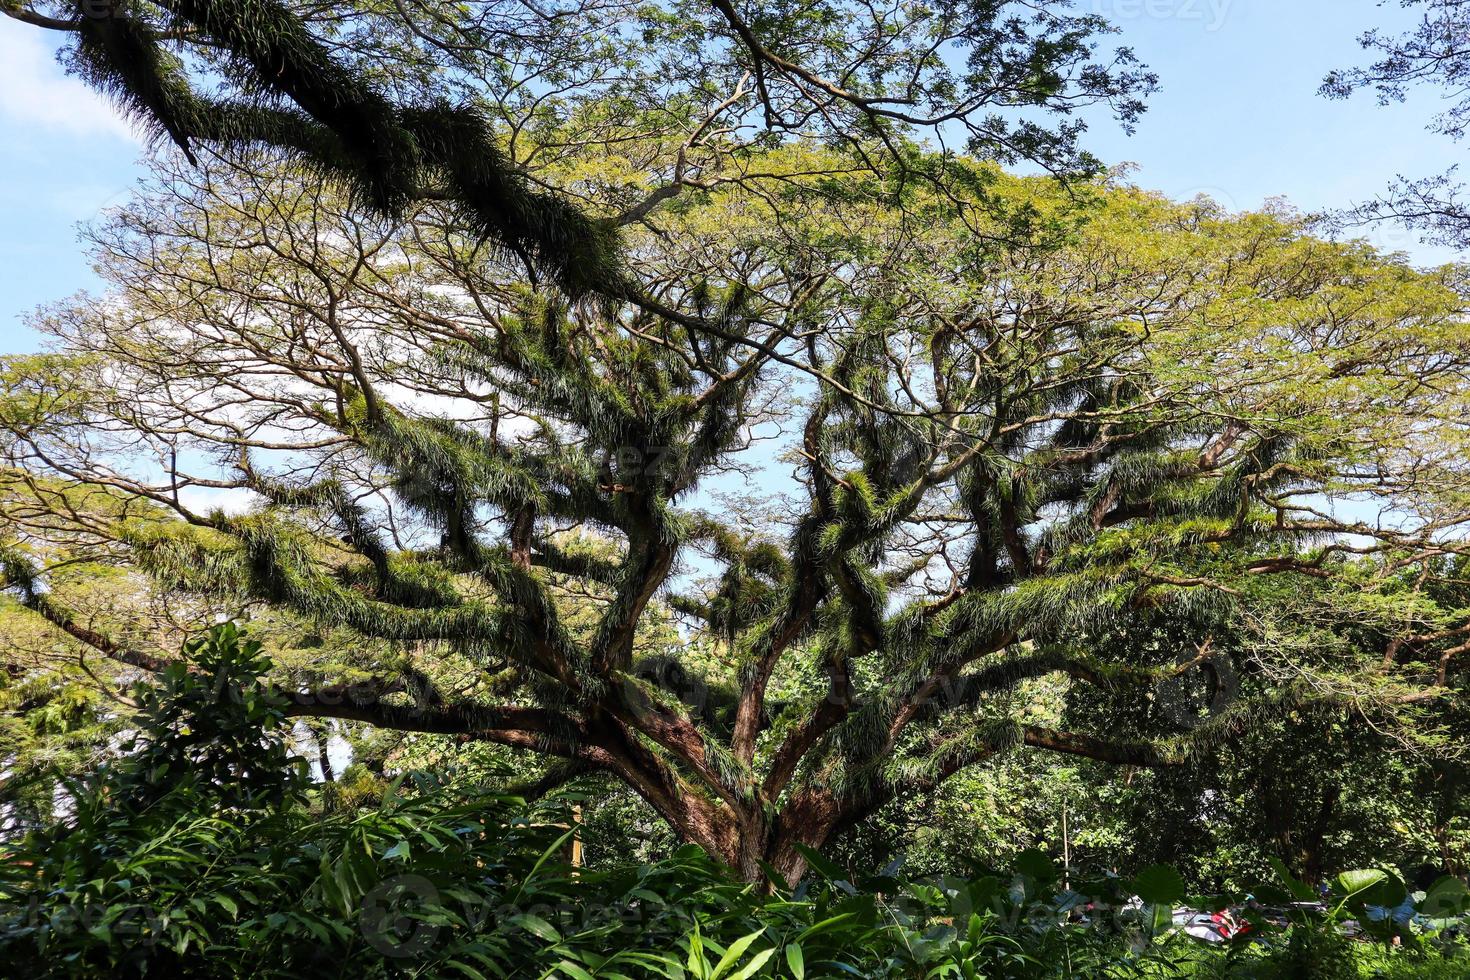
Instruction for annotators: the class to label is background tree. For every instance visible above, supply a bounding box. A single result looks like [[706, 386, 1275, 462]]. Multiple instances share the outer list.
[[1324, 0, 1470, 247], [0, 469, 403, 831], [2, 141, 1467, 883], [834, 607, 1470, 890], [1057, 567, 1470, 888]]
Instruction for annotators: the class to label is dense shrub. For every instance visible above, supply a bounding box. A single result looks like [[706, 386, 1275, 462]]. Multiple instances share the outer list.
[[2, 627, 1467, 978]]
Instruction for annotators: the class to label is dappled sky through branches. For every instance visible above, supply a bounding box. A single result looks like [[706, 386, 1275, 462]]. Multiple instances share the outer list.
[[0, 0, 1462, 355]]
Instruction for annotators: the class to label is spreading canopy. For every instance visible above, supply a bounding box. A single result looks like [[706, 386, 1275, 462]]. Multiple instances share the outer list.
[[3, 0, 1156, 299], [2, 143, 1469, 880]]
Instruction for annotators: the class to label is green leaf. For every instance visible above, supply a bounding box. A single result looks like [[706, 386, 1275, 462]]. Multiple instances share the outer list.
[[792, 844, 846, 883], [1360, 870, 1407, 911], [505, 826, 578, 908], [785, 943, 805, 980], [687, 924, 708, 978], [508, 913, 562, 943], [795, 913, 857, 942], [709, 929, 763, 980], [1014, 849, 1058, 884], [757, 859, 791, 893], [1421, 876, 1470, 917], [1268, 857, 1316, 902], [447, 960, 492, 980], [1334, 868, 1387, 899], [728, 948, 776, 980], [1132, 865, 1186, 906]]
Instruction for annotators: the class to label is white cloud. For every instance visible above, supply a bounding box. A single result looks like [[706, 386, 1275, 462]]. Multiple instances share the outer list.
[[0, 27, 141, 142], [176, 486, 259, 517]]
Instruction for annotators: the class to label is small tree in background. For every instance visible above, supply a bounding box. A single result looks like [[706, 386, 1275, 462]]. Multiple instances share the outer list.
[[115, 623, 307, 811]]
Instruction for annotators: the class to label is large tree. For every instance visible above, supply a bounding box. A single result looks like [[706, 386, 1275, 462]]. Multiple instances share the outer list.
[[2, 144, 1468, 882]]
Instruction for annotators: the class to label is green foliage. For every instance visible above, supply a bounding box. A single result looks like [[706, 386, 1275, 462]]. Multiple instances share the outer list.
[[0, 2, 1466, 961], [3, 65, 1469, 886], [118, 623, 307, 810], [14, 0, 1163, 301], [2, 631, 1468, 977]]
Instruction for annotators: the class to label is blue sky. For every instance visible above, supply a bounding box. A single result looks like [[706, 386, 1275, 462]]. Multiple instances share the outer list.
[[0, 0, 1462, 355]]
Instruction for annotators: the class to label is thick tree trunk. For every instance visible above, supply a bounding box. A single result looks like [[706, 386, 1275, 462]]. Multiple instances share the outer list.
[[315, 724, 336, 783], [671, 790, 853, 888]]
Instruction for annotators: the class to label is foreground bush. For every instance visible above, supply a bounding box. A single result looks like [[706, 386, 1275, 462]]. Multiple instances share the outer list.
[[2, 627, 1467, 978], [5, 787, 1469, 979]]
